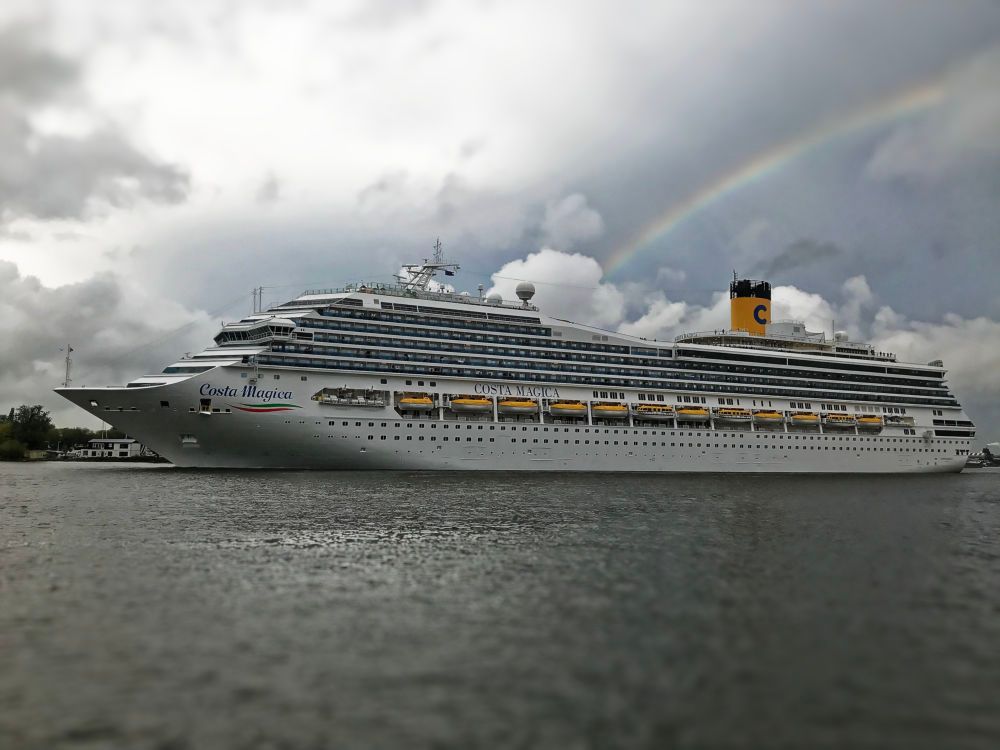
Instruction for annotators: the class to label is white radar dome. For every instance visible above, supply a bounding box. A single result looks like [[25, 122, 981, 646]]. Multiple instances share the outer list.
[[515, 281, 536, 303], [486, 293, 502, 304]]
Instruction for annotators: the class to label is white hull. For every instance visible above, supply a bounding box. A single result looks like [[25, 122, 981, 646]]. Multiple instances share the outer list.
[[55, 368, 967, 473]]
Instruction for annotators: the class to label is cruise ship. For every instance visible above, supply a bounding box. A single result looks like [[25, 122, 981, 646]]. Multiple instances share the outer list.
[[56, 256, 974, 472]]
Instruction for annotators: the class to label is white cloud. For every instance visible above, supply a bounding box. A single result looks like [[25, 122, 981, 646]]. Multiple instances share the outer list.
[[872, 312, 1000, 399], [541, 193, 604, 249], [488, 247, 624, 329]]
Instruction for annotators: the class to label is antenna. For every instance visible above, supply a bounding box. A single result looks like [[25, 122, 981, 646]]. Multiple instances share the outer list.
[[61, 345, 74, 388], [395, 238, 460, 292]]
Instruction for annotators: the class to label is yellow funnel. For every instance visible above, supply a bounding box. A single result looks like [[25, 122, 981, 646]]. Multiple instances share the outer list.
[[730, 279, 771, 335]]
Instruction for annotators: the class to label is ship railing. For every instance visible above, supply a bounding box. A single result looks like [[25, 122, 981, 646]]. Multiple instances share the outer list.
[[301, 283, 536, 311], [674, 330, 897, 362]]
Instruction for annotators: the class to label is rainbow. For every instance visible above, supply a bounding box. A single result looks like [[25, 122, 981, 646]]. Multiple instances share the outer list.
[[603, 79, 946, 277]]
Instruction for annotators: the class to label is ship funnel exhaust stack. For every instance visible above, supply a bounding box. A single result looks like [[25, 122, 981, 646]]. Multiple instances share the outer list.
[[730, 278, 771, 335]]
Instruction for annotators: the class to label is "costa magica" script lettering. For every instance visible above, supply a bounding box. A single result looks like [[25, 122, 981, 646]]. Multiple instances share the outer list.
[[199, 383, 294, 402]]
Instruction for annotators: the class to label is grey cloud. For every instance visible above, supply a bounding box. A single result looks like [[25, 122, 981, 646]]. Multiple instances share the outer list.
[[759, 238, 844, 278], [342, 0, 433, 29], [866, 44, 1000, 183], [459, 138, 486, 161], [0, 260, 214, 426], [0, 22, 77, 103], [541, 194, 604, 250], [256, 173, 281, 204], [0, 23, 189, 224], [357, 170, 409, 206]]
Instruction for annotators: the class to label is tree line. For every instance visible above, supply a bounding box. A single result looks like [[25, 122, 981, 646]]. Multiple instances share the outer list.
[[0, 405, 126, 460]]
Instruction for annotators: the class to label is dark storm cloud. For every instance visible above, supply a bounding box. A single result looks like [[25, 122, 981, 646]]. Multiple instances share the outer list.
[[759, 239, 844, 278], [0, 23, 188, 224]]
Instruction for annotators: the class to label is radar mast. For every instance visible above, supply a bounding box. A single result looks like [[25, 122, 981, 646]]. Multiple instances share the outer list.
[[396, 238, 460, 291]]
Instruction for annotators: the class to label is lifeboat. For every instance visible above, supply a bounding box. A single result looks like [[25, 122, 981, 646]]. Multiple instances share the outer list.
[[592, 402, 629, 419], [789, 411, 820, 426], [397, 393, 435, 411], [752, 410, 784, 425], [632, 404, 675, 422], [857, 415, 883, 431], [714, 407, 751, 423], [497, 398, 539, 415], [548, 400, 587, 417], [823, 414, 857, 428], [448, 395, 492, 413], [675, 406, 710, 422]]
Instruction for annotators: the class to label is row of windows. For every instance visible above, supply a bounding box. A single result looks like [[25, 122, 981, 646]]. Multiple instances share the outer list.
[[259, 322, 945, 389], [325, 421, 969, 445], [254, 355, 958, 408], [268, 343, 951, 399], [259, 348, 957, 405], [355, 433, 958, 453], [678, 348, 942, 379], [318, 307, 555, 340]]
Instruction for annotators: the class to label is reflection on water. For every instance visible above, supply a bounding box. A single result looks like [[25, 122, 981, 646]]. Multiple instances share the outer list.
[[2, 463, 999, 748]]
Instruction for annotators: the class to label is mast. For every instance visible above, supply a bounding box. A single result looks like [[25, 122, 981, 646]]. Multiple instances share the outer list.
[[395, 238, 460, 291], [62, 345, 73, 388]]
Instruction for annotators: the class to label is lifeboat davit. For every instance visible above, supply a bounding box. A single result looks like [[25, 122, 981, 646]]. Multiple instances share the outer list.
[[498, 398, 539, 415], [823, 414, 857, 428], [449, 395, 492, 413], [752, 410, 784, 425], [592, 403, 629, 419], [397, 393, 435, 411], [857, 415, 883, 431], [632, 404, 675, 422], [548, 400, 587, 417], [675, 406, 710, 422], [714, 407, 751, 423]]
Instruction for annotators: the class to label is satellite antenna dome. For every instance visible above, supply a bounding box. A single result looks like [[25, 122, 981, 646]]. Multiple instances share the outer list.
[[515, 281, 536, 303], [460, 291, 470, 297], [486, 293, 502, 304]]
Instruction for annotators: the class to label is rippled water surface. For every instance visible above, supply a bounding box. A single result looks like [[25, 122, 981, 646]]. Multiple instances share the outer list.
[[2, 463, 1000, 749]]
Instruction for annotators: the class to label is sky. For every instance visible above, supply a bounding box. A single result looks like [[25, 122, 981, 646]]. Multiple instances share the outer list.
[[1, 0, 998, 440]]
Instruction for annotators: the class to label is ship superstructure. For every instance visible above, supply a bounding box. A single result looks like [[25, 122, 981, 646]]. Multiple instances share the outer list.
[[56, 258, 974, 471]]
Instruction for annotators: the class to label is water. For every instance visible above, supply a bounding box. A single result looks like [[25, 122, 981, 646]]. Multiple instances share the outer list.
[[2, 463, 999, 749]]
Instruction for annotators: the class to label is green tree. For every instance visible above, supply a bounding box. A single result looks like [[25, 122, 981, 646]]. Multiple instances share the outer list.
[[0, 439, 25, 461], [55, 427, 96, 449], [7, 405, 54, 449]]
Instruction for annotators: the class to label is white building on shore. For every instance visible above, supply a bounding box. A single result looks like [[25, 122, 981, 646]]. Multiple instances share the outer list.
[[83, 438, 144, 458]]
